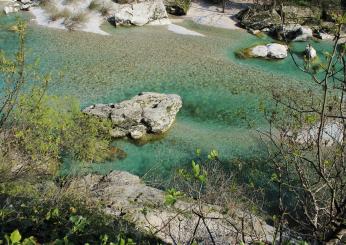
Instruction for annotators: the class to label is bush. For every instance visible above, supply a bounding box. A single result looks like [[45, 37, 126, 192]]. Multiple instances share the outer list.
[[12, 88, 113, 170], [0, 180, 162, 244]]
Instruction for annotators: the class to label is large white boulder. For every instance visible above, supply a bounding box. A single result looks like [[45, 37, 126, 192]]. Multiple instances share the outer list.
[[112, 0, 169, 26], [83, 92, 182, 139]]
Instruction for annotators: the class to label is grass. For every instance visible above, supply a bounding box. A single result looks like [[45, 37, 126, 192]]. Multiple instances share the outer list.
[[88, 0, 103, 11], [64, 12, 88, 31], [49, 8, 72, 21]]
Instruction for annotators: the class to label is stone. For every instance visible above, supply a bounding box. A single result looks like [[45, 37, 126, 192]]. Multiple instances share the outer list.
[[249, 29, 261, 35], [305, 44, 317, 59], [83, 92, 182, 139], [236, 7, 282, 31], [164, 0, 190, 16], [69, 171, 275, 244], [250, 45, 268, 58], [20, 4, 31, 11], [250, 43, 287, 59], [4, 6, 19, 14], [289, 122, 344, 147], [129, 125, 147, 139], [112, 0, 169, 26], [278, 24, 313, 41], [20, 0, 31, 4], [267, 43, 288, 59], [317, 31, 334, 40]]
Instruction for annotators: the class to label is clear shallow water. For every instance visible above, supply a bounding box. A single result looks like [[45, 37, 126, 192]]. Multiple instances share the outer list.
[[0, 13, 332, 177]]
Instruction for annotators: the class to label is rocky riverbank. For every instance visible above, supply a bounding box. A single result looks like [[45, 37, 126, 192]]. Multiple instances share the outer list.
[[236, 4, 341, 41]]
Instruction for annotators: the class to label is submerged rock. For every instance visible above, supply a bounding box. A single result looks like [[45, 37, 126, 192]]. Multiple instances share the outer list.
[[83, 92, 182, 139], [111, 0, 170, 26], [69, 171, 275, 244], [250, 43, 288, 59]]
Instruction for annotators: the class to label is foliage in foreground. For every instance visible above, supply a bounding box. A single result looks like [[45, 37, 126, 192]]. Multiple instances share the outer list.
[[0, 179, 162, 245]]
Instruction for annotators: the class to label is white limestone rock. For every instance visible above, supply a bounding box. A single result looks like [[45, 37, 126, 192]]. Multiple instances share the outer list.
[[112, 0, 169, 26], [83, 92, 182, 139], [267, 43, 288, 59], [250, 43, 288, 59], [250, 45, 268, 58]]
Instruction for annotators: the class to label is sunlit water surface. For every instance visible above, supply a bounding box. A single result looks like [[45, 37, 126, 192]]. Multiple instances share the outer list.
[[0, 13, 333, 177]]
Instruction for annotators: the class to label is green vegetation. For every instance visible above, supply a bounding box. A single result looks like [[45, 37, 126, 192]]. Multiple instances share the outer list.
[[0, 179, 162, 244]]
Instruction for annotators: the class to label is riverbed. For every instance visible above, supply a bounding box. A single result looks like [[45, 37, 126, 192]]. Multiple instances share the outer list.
[[0, 10, 333, 178]]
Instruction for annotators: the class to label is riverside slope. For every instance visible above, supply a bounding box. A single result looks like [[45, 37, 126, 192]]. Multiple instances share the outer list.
[[70, 171, 275, 244]]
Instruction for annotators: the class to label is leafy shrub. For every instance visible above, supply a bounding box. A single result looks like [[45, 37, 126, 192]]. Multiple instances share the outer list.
[[12, 88, 112, 169], [0, 181, 162, 244]]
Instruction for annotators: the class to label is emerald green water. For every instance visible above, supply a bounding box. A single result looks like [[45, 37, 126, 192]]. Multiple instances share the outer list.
[[0, 13, 334, 177]]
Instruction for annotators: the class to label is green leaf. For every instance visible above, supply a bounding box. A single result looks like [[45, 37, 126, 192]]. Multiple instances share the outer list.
[[164, 188, 183, 206], [192, 160, 200, 177], [207, 149, 218, 160], [10, 230, 21, 244]]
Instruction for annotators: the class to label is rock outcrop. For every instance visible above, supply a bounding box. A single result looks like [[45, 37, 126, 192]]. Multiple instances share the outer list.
[[250, 43, 288, 59], [236, 7, 281, 31], [236, 5, 333, 41], [83, 92, 182, 139], [111, 0, 170, 26], [69, 171, 275, 244]]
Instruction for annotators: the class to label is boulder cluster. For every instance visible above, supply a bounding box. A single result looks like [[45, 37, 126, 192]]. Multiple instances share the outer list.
[[236, 5, 336, 42], [250, 43, 288, 59]]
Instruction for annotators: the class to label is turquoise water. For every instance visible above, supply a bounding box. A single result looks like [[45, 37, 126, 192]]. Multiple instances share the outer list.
[[0, 13, 334, 177]]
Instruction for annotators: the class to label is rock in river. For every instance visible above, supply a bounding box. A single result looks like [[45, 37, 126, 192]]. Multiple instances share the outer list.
[[83, 92, 182, 139], [250, 43, 288, 59], [111, 0, 170, 26]]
